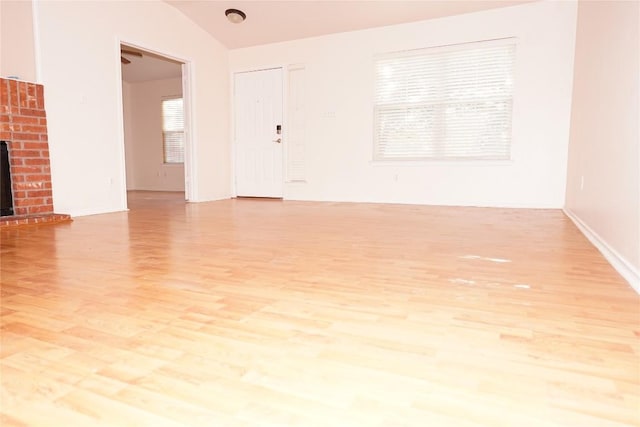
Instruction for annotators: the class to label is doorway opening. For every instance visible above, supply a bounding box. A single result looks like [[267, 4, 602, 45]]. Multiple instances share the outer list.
[[119, 43, 191, 209]]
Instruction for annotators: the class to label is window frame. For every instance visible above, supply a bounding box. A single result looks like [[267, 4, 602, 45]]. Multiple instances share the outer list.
[[373, 38, 517, 163], [161, 96, 185, 165]]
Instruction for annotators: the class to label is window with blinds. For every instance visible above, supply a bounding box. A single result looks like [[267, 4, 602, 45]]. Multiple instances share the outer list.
[[162, 97, 184, 164], [374, 39, 516, 161]]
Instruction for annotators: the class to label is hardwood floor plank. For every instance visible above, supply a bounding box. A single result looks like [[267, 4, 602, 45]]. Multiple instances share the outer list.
[[1, 191, 638, 426]]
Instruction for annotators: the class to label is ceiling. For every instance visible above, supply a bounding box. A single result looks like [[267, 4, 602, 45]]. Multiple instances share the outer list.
[[120, 46, 182, 83], [122, 1, 534, 82], [165, 0, 534, 49]]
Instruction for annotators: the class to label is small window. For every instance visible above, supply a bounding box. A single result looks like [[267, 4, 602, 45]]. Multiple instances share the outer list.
[[162, 97, 184, 164], [374, 39, 516, 161]]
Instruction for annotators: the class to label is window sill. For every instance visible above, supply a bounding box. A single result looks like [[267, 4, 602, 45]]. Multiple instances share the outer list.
[[369, 159, 514, 167]]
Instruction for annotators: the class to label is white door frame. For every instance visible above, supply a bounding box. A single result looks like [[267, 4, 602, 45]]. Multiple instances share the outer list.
[[230, 65, 288, 198], [115, 38, 195, 207]]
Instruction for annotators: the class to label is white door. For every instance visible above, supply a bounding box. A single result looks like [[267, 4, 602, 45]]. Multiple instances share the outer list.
[[234, 68, 283, 197]]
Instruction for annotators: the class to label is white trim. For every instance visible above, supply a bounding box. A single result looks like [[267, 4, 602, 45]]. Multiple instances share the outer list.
[[369, 159, 515, 167], [182, 61, 195, 202], [67, 207, 130, 218], [284, 64, 307, 184], [282, 65, 291, 183], [115, 38, 194, 203], [231, 65, 284, 75], [564, 208, 640, 294], [231, 66, 286, 199], [114, 37, 128, 211], [229, 67, 237, 198], [374, 37, 518, 60]]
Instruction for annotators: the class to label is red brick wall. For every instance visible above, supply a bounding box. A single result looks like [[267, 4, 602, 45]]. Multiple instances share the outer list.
[[0, 78, 53, 216]]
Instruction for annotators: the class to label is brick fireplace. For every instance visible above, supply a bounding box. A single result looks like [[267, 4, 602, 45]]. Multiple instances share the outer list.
[[0, 77, 70, 227]]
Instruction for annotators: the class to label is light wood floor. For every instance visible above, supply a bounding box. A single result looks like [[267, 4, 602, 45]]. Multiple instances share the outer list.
[[1, 191, 638, 426]]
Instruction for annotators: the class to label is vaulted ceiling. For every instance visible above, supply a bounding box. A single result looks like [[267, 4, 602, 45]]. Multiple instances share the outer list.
[[123, 1, 535, 83], [164, 1, 535, 49]]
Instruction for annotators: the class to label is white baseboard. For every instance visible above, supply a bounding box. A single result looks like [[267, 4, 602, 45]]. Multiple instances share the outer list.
[[65, 207, 128, 217], [563, 208, 640, 294]]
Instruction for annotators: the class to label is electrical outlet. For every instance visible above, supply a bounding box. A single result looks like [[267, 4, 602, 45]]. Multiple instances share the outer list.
[[580, 175, 584, 190]]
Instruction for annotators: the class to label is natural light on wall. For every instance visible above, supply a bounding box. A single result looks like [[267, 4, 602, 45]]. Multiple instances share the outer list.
[[374, 39, 516, 161], [162, 97, 185, 164]]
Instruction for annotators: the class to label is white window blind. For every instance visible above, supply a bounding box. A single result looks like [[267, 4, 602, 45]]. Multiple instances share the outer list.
[[162, 97, 184, 164], [374, 40, 516, 161]]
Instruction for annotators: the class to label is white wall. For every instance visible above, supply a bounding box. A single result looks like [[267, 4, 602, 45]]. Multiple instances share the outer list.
[[0, 0, 37, 82], [229, 1, 578, 208], [123, 77, 185, 192], [565, 1, 640, 288], [33, 0, 230, 216]]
